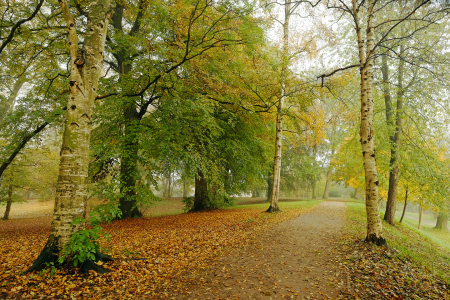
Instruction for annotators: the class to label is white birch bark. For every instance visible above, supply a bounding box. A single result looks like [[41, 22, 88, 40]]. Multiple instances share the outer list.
[[51, 0, 111, 250], [268, 1, 290, 212], [353, 0, 384, 243], [28, 0, 112, 271]]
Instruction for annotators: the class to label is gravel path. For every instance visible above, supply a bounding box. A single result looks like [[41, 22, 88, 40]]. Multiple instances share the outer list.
[[186, 201, 347, 299]]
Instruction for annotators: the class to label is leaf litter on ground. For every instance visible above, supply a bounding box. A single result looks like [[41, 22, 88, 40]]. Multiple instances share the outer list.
[[338, 236, 450, 300], [1, 204, 316, 299], [339, 202, 450, 300]]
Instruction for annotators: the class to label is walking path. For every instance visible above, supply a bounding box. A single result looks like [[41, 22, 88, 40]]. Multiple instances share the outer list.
[[395, 212, 436, 227], [186, 201, 347, 299]]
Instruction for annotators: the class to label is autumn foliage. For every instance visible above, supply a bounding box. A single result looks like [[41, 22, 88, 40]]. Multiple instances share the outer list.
[[0, 205, 313, 299]]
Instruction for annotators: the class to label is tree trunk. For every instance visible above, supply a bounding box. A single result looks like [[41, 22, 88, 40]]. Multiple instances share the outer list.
[[192, 170, 209, 211], [434, 212, 448, 230], [399, 188, 408, 224], [266, 168, 273, 202], [0, 77, 25, 123], [183, 179, 187, 198], [418, 205, 423, 230], [167, 172, 172, 199], [267, 88, 284, 212], [27, 0, 112, 273], [311, 180, 316, 199], [384, 44, 405, 225], [2, 185, 13, 220], [111, 5, 142, 219], [322, 168, 332, 199], [354, 0, 385, 244], [267, 0, 290, 213], [118, 113, 141, 218]]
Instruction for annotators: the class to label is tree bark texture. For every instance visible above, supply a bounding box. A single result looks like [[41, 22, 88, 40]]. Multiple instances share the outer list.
[[266, 168, 273, 202], [28, 0, 111, 272], [268, 0, 290, 213], [354, 0, 384, 244], [383, 45, 404, 225], [109, 4, 144, 219], [2, 185, 13, 220], [434, 212, 448, 230], [399, 188, 408, 224], [193, 170, 209, 211]]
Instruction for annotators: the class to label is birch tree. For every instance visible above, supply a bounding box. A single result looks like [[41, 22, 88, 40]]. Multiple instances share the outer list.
[[320, 0, 447, 243], [265, 0, 292, 212], [264, 0, 324, 212], [27, 0, 112, 273], [380, 13, 450, 224]]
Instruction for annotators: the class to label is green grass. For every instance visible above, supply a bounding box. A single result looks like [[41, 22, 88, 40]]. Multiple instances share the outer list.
[[232, 199, 322, 210], [398, 210, 436, 223], [346, 202, 450, 284], [142, 197, 323, 217], [141, 197, 185, 217], [397, 215, 450, 251]]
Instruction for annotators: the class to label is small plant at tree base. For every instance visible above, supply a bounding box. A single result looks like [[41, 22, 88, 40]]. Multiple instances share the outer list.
[[58, 207, 121, 268]]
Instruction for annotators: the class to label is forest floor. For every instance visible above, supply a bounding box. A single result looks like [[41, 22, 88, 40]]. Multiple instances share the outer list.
[[184, 201, 347, 299], [2, 199, 450, 299]]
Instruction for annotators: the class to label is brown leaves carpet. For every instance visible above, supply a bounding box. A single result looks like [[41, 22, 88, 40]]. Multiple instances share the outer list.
[[1, 203, 319, 299], [185, 201, 347, 299]]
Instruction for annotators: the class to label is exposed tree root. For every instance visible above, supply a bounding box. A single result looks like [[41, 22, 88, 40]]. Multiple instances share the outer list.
[[26, 235, 59, 274], [365, 233, 387, 246], [26, 235, 113, 274], [266, 205, 282, 213], [79, 259, 108, 274]]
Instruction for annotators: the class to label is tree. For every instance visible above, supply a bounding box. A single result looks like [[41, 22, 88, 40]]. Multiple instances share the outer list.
[[321, 0, 448, 244], [0, 0, 70, 185], [0, 157, 32, 220], [434, 212, 448, 230], [27, 0, 112, 273], [0, 0, 44, 57], [379, 5, 450, 224], [87, 0, 261, 219]]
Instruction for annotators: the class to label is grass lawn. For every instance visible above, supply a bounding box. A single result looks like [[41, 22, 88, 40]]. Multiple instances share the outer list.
[[346, 202, 450, 284], [398, 210, 437, 223]]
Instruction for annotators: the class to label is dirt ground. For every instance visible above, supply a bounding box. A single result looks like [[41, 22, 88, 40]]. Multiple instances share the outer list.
[[184, 201, 347, 299]]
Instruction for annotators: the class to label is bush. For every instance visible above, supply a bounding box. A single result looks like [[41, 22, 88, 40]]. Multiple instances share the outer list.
[[58, 207, 122, 267]]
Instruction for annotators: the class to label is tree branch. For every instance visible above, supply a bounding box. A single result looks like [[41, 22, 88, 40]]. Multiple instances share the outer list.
[[317, 64, 359, 86], [0, 0, 45, 56]]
